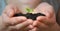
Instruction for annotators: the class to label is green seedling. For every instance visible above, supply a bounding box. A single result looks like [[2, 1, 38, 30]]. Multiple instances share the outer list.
[[26, 8, 33, 13]]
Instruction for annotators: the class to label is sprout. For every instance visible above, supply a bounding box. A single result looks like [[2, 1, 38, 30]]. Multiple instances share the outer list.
[[26, 8, 33, 13]]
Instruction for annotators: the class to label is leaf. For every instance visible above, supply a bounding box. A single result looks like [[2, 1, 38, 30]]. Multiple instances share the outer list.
[[26, 8, 33, 13]]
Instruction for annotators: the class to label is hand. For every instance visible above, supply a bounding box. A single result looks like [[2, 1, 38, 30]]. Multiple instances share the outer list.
[[30, 2, 60, 31], [0, 5, 33, 31]]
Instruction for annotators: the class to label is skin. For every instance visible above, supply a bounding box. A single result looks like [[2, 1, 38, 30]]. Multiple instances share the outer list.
[[29, 2, 60, 31], [0, 5, 33, 31], [0, 0, 60, 31]]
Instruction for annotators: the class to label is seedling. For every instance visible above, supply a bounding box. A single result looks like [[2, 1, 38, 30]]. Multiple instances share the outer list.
[[26, 8, 33, 13]]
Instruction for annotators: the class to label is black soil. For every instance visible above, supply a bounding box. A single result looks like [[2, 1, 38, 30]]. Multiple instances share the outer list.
[[14, 13, 45, 20]]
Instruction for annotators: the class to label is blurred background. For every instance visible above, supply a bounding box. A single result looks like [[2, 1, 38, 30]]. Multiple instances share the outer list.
[[0, 0, 6, 15]]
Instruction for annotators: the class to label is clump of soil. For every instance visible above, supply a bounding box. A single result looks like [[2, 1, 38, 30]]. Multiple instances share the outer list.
[[14, 13, 45, 20]]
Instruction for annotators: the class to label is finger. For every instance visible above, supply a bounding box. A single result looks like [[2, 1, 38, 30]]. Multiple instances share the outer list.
[[37, 22, 48, 29], [21, 25, 33, 31], [32, 21, 38, 27], [29, 27, 37, 31], [34, 2, 54, 18], [14, 19, 33, 30], [36, 16, 46, 21], [2, 5, 20, 17], [27, 21, 38, 29], [36, 16, 55, 25], [36, 16, 50, 25], [7, 16, 27, 25], [28, 25, 34, 29]]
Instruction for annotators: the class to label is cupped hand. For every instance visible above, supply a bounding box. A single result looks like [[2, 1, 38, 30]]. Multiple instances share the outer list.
[[29, 2, 60, 31], [0, 5, 33, 31]]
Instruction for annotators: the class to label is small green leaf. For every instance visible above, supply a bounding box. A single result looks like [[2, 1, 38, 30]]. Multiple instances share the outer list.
[[26, 8, 33, 13]]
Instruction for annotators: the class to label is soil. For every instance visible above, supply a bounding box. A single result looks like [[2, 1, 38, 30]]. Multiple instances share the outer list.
[[14, 13, 45, 20]]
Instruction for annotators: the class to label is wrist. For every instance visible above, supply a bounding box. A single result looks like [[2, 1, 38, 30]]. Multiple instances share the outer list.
[[50, 23, 60, 31]]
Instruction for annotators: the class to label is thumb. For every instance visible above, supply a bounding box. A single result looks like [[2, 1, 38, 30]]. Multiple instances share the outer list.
[[2, 5, 20, 17], [34, 2, 54, 18]]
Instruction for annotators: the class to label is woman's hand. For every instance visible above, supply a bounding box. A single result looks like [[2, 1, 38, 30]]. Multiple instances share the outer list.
[[0, 5, 33, 31]]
